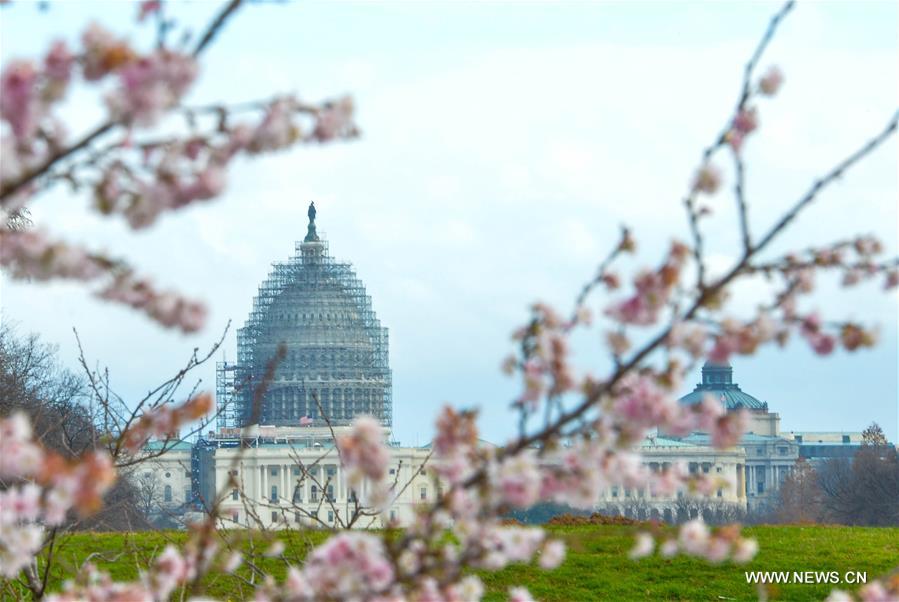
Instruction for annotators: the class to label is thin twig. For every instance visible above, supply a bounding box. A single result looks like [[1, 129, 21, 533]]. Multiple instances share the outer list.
[[683, 0, 795, 288], [192, 0, 244, 57], [753, 110, 899, 253], [733, 151, 751, 254]]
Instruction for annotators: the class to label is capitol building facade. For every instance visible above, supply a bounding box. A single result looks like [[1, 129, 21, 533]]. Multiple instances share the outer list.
[[138, 205, 862, 528]]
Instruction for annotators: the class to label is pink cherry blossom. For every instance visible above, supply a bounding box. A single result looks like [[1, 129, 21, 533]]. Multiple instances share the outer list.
[[605, 243, 688, 326], [338, 415, 389, 485], [0, 230, 106, 282], [858, 581, 893, 602], [152, 545, 189, 598], [732, 107, 759, 135], [138, 0, 162, 22], [732, 538, 759, 564], [313, 96, 356, 142], [692, 163, 722, 195], [629, 532, 654, 560], [2, 483, 42, 524], [758, 66, 784, 96], [43, 40, 74, 99], [611, 372, 678, 433], [508, 586, 535, 602], [605, 291, 656, 326], [450, 576, 485, 601], [0, 523, 44, 578], [517, 359, 545, 408], [106, 50, 198, 126], [495, 451, 541, 509], [704, 537, 731, 564], [660, 539, 679, 558], [433, 406, 478, 458], [679, 520, 711, 555], [809, 332, 836, 355], [708, 335, 738, 364], [0, 60, 40, 140], [98, 274, 208, 333], [0, 412, 44, 478], [280, 566, 312, 599], [265, 540, 286, 557], [726, 129, 745, 152], [81, 23, 135, 81], [121, 394, 213, 452], [479, 526, 545, 570], [302, 532, 395, 598], [245, 99, 300, 153], [538, 539, 566, 570], [606, 330, 631, 356], [668, 321, 708, 358], [711, 409, 748, 448]]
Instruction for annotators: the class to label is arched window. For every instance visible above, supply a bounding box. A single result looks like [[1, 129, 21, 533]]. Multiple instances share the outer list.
[[164, 485, 172, 502]]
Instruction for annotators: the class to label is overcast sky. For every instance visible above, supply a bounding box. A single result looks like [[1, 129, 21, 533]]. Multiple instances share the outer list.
[[2, 1, 897, 445]]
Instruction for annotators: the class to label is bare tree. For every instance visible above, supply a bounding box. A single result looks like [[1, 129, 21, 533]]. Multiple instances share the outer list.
[[134, 471, 164, 519], [862, 422, 888, 446], [775, 458, 824, 524], [817, 425, 899, 526]]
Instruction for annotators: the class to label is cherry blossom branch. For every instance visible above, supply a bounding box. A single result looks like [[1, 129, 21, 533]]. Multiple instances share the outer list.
[[754, 110, 899, 253], [386, 99, 897, 581], [1, 1, 357, 332], [192, 0, 244, 57], [684, 193, 708, 290], [570, 225, 631, 324], [732, 151, 751, 254], [0, 122, 115, 202], [4, 2, 898, 600], [0, 0, 245, 202], [685, 1, 793, 289]]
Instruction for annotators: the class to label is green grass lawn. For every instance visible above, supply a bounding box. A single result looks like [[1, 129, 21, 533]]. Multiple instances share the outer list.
[[13, 525, 899, 601], [480, 525, 899, 601]]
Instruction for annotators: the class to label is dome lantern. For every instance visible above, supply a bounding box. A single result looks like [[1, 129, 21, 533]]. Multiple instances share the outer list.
[[678, 361, 767, 411]]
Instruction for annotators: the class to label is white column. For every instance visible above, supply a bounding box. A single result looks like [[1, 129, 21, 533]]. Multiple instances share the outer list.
[[262, 465, 267, 501]]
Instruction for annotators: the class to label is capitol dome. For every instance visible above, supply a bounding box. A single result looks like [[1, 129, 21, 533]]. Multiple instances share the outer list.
[[231, 203, 392, 428], [678, 362, 768, 411]]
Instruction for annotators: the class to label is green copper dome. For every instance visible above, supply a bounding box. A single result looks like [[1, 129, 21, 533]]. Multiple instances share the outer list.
[[678, 362, 768, 411]]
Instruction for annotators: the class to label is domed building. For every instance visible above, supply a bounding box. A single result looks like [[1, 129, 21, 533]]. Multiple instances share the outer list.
[[679, 361, 779, 437], [221, 203, 392, 429], [140, 210, 876, 528], [676, 361, 798, 512]]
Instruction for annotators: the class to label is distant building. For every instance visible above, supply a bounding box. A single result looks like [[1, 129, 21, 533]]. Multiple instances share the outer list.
[[192, 425, 434, 529], [784, 431, 866, 464], [676, 362, 799, 512], [595, 436, 746, 521], [133, 441, 194, 526], [143, 207, 885, 528], [217, 202, 392, 429]]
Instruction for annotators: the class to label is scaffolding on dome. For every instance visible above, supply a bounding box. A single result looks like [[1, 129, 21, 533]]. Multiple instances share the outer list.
[[215, 361, 238, 430], [217, 204, 392, 431]]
